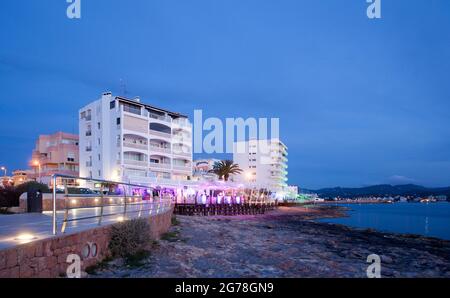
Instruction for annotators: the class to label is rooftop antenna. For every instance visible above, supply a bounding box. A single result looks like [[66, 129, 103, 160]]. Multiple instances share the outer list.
[[119, 78, 129, 97]]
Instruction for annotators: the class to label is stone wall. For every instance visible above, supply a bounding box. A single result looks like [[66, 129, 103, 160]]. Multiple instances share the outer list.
[[0, 207, 173, 278]]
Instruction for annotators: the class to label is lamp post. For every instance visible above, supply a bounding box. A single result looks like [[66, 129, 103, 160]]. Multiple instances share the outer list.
[[0, 166, 6, 178]]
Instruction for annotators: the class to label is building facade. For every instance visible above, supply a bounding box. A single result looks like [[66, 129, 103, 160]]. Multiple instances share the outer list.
[[12, 170, 32, 186], [79, 92, 193, 186], [233, 139, 288, 194], [30, 132, 79, 185]]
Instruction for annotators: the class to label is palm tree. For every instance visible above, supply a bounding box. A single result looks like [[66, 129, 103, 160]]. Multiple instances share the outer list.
[[209, 160, 243, 181]]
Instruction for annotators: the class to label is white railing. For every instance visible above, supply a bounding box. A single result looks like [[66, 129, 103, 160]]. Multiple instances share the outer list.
[[124, 159, 148, 167], [172, 165, 192, 172], [150, 146, 172, 154], [149, 130, 172, 138], [149, 114, 172, 123], [123, 142, 148, 150], [149, 162, 171, 169]]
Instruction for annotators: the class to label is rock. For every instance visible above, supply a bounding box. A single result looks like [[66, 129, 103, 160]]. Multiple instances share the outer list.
[[381, 255, 394, 264]]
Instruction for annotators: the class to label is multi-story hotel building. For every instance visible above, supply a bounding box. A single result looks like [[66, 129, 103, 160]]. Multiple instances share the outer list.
[[79, 92, 193, 186], [30, 132, 80, 185], [233, 139, 288, 194]]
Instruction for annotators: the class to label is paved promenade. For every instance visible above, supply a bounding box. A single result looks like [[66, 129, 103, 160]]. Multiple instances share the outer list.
[[0, 203, 170, 250]]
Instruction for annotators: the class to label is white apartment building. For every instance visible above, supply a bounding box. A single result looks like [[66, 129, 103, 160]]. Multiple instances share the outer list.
[[233, 139, 288, 193], [79, 92, 193, 186]]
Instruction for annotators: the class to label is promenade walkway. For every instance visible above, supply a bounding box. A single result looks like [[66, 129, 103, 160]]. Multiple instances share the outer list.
[[0, 203, 170, 250]]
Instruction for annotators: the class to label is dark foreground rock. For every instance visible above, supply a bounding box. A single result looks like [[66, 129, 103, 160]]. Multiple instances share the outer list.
[[89, 206, 450, 278]]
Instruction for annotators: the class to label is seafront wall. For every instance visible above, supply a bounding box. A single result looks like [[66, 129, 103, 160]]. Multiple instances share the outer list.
[[0, 207, 173, 278]]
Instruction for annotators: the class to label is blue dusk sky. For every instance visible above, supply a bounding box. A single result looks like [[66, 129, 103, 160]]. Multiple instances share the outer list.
[[0, 0, 449, 189]]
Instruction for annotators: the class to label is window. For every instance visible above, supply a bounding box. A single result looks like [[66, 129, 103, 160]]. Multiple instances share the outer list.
[[98, 154, 101, 161], [110, 100, 116, 109], [67, 152, 75, 162], [98, 138, 101, 145], [116, 118, 121, 125], [98, 170, 101, 177], [97, 122, 101, 129]]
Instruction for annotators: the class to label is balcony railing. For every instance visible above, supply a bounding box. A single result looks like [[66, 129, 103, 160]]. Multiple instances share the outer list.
[[172, 165, 192, 172], [149, 114, 172, 123], [149, 162, 171, 169], [123, 142, 148, 150], [149, 129, 172, 138], [123, 159, 148, 167], [150, 146, 171, 154], [172, 150, 191, 157]]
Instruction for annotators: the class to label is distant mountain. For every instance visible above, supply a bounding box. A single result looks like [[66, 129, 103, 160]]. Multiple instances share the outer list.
[[305, 184, 450, 198]]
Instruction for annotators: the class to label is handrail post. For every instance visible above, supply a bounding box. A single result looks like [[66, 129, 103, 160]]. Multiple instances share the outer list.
[[123, 185, 127, 217], [98, 184, 105, 226], [52, 175, 57, 235], [61, 179, 69, 233]]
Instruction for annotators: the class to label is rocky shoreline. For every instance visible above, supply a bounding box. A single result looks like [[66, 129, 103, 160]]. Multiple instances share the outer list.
[[89, 205, 450, 278]]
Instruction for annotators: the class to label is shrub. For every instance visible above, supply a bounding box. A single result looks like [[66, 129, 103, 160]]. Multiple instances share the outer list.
[[0, 187, 19, 208], [171, 215, 180, 226], [14, 181, 50, 196], [108, 218, 152, 262]]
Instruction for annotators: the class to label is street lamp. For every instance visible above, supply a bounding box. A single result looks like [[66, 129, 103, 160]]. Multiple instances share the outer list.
[[0, 166, 6, 177], [33, 160, 41, 183]]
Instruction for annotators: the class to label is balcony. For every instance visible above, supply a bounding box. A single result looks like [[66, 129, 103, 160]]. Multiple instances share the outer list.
[[149, 162, 171, 169], [149, 129, 172, 139], [150, 145, 171, 154], [123, 159, 148, 167], [123, 141, 148, 150], [173, 164, 192, 172], [149, 113, 172, 123], [122, 105, 143, 116], [172, 119, 192, 130]]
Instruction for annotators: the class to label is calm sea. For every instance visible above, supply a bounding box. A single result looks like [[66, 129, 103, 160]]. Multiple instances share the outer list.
[[317, 202, 450, 240]]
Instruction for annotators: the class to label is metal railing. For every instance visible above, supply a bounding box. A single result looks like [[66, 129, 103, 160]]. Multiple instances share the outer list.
[[51, 174, 172, 235]]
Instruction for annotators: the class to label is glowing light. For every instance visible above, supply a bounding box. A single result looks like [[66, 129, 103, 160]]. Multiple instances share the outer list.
[[94, 198, 99, 203], [117, 216, 125, 222], [71, 199, 77, 204], [109, 198, 113, 203], [128, 198, 132, 202], [32, 160, 40, 166], [15, 233, 37, 242]]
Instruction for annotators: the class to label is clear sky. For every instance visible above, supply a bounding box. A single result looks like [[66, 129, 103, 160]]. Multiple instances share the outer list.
[[0, 0, 449, 189]]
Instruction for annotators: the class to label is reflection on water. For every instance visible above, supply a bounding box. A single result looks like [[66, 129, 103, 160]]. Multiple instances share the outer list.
[[318, 202, 450, 240]]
